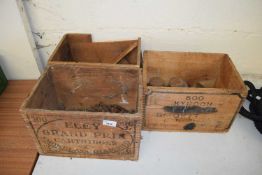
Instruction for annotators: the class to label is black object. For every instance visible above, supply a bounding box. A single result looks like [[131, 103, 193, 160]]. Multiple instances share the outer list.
[[0, 66, 8, 95], [183, 123, 196, 130], [239, 80, 262, 134]]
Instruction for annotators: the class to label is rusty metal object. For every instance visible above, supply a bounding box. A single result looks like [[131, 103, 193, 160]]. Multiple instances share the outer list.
[[85, 102, 135, 113], [168, 77, 188, 87], [192, 82, 205, 88], [148, 77, 165, 86], [191, 79, 216, 88]]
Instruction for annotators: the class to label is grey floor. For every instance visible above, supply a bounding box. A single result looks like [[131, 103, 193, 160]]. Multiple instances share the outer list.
[[33, 112, 262, 175]]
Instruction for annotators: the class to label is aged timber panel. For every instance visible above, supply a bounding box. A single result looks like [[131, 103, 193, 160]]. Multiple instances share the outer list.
[[145, 92, 242, 132], [24, 112, 141, 160]]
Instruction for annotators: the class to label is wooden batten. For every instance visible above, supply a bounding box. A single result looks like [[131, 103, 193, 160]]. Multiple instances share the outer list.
[[143, 50, 247, 132], [114, 42, 138, 64]]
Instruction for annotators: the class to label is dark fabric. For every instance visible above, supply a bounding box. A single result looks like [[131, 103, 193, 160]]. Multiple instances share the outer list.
[[0, 66, 8, 95], [239, 81, 262, 134]]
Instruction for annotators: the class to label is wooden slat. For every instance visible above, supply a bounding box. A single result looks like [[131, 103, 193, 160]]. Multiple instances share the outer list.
[[113, 42, 137, 64], [0, 80, 38, 175]]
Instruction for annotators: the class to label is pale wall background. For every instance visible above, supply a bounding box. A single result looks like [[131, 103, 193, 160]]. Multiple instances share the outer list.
[[0, 0, 40, 79], [1, 0, 262, 79]]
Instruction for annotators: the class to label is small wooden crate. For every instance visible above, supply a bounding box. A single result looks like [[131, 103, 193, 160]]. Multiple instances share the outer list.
[[20, 64, 143, 160], [143, 51, 247, 132], [48, 33, 141, 67]]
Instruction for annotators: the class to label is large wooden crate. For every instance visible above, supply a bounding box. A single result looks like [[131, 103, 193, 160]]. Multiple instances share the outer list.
[[20, 64, 143, 160], [48, 33, 141, 67], [143, 51, 247, 132]]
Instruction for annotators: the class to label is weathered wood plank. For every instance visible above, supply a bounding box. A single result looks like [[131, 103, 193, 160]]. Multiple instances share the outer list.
[[0, 80, 38, 175]]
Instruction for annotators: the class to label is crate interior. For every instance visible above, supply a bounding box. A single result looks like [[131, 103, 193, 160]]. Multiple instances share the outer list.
[[25, 65, 139, 113], [145, 51, 245, 91], [51, 34, 139, 65]]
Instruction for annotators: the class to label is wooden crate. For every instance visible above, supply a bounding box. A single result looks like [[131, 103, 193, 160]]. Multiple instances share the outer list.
[[48, 33, 141, 67], [143, 51, 247, 132], [20, 64, 143, 160]]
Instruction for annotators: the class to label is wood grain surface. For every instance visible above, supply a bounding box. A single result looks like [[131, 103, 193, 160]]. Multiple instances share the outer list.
[[0, 80, 38, 175], [21, 65, 143, 160], [143, 51, 247, 132], [48, 33, 141, 67]]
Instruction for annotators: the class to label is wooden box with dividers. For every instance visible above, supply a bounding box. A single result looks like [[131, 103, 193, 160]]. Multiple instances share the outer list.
[[143, 50, 247, 132], [20, 64, 143, 160], [48, 33, 141, 67]]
